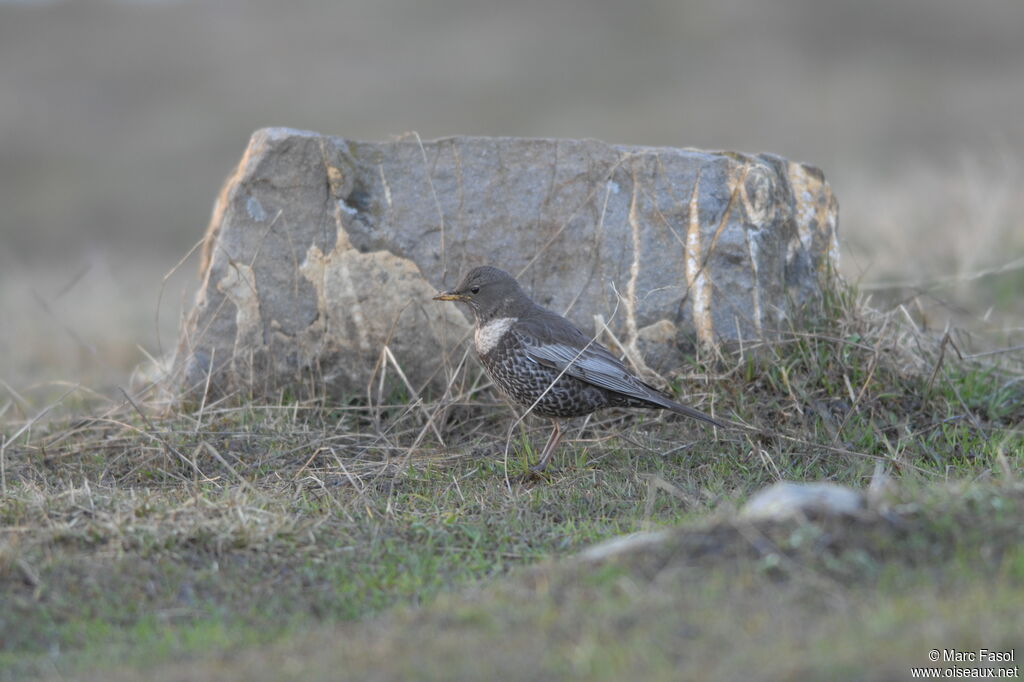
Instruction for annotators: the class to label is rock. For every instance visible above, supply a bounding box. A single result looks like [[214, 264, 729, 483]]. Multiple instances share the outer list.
[[169, 128, 838, 401], [634, 319, 683, 376], [576, 530, 673, 563], [740, 481, 864, 520]]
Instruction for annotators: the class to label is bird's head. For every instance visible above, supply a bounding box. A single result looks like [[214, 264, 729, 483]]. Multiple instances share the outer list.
[[432, 266, 529, 322]]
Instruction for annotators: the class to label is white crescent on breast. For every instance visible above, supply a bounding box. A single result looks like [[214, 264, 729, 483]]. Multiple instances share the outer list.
[[474, 317, 515, 356]]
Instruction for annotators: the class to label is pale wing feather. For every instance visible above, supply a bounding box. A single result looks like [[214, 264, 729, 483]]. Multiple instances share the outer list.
[[520, 335, 664, 405]]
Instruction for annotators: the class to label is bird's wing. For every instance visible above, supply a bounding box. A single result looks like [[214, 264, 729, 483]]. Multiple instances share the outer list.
[[514, 314, 665, 405], [515, 311, 726, 428]]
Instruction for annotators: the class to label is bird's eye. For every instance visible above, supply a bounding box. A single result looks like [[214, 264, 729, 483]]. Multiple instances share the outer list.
[[470, 286, 480, 294]]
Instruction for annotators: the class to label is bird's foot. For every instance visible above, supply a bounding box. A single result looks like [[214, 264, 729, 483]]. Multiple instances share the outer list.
[[528, 462, 551, 476]]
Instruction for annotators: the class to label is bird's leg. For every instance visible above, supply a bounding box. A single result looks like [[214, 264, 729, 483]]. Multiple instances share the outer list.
[[530, 421, 563, 473]]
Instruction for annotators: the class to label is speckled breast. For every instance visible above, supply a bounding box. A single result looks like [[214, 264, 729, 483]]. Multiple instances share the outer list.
[[478, 329, 613, 418]]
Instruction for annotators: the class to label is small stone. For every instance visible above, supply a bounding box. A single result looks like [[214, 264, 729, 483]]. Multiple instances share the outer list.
[[740, 481, 864, 520], [577, 530, 673, 563]]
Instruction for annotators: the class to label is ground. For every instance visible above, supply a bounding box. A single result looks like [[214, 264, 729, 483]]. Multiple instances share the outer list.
[[2, 283, 1022, 681]]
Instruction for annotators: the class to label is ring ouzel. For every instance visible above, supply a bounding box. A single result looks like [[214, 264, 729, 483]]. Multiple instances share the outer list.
[[433, 266, 724, 472]]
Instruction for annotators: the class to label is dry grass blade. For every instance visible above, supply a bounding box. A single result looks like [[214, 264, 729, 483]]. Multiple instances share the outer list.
[[199, 441, 263, 498], [1, 384, 80, 493], [383, 345, 445, 447], [861, 254, 1024, 291], [831, 337, 882, 444], [119, 387, 197, 477], [154, 233, 207, 359]]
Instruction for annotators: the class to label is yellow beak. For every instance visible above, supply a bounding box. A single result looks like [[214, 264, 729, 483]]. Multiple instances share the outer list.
[[432, 291, 469, 302]]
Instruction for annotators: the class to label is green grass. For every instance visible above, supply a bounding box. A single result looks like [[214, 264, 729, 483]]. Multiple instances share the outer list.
[[1, 279, 1022, 680], [80, 483, 1024, 682]]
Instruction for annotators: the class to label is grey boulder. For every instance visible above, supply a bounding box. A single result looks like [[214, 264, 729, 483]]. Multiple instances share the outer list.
[[168, 128, 838, 401]]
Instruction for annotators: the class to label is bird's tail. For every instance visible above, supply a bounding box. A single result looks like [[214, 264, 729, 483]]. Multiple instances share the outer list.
[[633, 380, 729, 429], [663, 399, 728, 429]]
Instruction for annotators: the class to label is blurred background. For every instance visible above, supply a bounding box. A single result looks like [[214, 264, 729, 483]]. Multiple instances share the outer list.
[[1, 0, 1022, 397]]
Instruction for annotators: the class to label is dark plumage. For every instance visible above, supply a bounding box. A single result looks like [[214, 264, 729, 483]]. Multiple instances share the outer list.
[[433, 266, 724, 471]]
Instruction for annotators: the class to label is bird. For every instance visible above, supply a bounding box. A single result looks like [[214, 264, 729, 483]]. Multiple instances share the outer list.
[[432, 266, 725, 472]]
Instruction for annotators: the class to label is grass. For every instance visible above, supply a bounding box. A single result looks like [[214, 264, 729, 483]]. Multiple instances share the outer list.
[[1, 277, 1023, 680], [210, 484, 1023, 682]]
